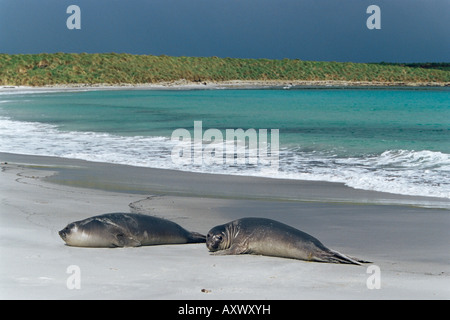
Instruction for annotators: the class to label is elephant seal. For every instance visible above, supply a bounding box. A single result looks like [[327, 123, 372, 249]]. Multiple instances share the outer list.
[[59, 213, 206, 248], [206, 217, 370, 265]]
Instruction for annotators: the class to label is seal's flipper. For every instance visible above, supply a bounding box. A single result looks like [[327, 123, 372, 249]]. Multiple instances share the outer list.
[[113, 233, 142, 247], [314, 249, 367, 265], [210, 243, 248, 255], [187, 232, 206, 243], [349, 255, 372, 264]]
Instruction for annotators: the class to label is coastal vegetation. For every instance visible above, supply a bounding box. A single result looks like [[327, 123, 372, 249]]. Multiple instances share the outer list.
[[0, 53, 449, 86]]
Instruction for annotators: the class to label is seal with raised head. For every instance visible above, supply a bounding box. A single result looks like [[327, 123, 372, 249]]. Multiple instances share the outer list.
[[59, 213, 206, 248], [206, 217, 370, 265]]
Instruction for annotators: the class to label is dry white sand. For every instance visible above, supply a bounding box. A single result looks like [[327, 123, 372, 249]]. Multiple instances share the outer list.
[[1, 153, 449, 300]]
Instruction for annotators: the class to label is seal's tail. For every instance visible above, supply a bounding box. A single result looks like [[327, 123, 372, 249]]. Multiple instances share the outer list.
[[316, 249, 371, 265], [188, 232, 206, 243]]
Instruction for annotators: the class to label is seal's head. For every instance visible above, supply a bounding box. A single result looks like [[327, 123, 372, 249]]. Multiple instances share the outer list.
[[58, 223, 76, 242], [58, 218, 114, 247], [206, 225, 229, 252]]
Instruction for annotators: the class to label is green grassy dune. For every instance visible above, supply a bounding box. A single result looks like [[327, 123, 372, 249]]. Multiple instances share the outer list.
[[1, 53, 449, 86]]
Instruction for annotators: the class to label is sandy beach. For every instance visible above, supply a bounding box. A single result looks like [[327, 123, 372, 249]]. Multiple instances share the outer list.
[[1, 78, 448, 96], [1, 152, 449, 300]]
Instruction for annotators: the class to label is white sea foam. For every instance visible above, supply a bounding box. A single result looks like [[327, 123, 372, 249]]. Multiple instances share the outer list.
[[1, 117, 449, 202], [275, 149, 450, 199], [0, 117, 174, 167]]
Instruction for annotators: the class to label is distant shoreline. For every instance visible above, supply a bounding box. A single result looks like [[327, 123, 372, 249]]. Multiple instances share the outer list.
[[1, 79, 449, 95]]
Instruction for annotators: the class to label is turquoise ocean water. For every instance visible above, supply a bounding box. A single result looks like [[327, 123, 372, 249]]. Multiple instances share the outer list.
[[0, 88, 449, 200]]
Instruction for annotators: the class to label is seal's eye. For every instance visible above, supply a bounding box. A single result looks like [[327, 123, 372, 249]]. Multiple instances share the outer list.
[[216, 235, 223, 241], [62, 226, 71, 234]]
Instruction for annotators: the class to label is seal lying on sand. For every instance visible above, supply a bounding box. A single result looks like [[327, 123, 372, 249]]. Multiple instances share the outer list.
[[206, 217, 370, 265], [59, 213, 205, 248]]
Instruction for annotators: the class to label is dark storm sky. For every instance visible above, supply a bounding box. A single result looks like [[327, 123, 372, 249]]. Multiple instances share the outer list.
[[1, 0, 449, 62]]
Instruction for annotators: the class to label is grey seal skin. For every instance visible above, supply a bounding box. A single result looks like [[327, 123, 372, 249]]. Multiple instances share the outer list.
[[206, 217, 370, 265], [59, 213, 206, 248]]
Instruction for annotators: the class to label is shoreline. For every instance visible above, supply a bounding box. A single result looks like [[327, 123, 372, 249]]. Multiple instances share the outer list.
[[2, 152, 449, 209], [1, 79, 449, 95], [1, 152, 449, 299]]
